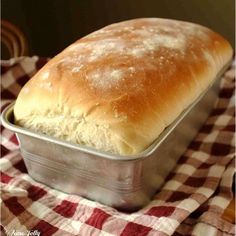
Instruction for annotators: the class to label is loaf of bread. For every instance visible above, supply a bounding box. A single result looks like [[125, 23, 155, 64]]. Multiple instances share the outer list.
[[14, 18, 233, 155]]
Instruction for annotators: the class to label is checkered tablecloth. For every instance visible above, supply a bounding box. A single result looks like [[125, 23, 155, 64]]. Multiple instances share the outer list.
[[1, 57, 235, 236]]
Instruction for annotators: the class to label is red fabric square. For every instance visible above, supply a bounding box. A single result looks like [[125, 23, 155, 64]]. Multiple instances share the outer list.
[[33, 220, 58, 236], [53, 200, 78, 218], [166, 172, 175, 181], [85, 208, 110, 230], [184, 177, 206, 187], [188, 141, 201, 150], [146, 206, 175, 217], [1, 145, 10, 157], [36, 58, 49, 70], [13, 160, 27, 173], [167, 191, 191, 202], [211, 108, 226, 116], [200, 124, 214, 133], [1, 90, 15, 100], [1, 172, 13, 183], [27, 185, 47, 201], [10, 134, 18, 145], [211, 142, 231, 156], [199, 162, 213, 169], [219, 87, 234, 98], [4, 197, 25, 216], [189, 204, 209, 219], [177, 155, 188, 164], [17, 74, 30, 87], [120, 222, 152, 236], [222, 124, 235, 132], [1, 64, 11, 74]]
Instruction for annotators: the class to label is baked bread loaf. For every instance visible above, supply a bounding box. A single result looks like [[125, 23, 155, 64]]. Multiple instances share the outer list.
[[14, 18, 233, 155]]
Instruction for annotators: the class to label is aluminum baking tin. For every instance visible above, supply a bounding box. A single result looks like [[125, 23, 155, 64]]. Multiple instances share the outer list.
[[1, 63, 230, 211]]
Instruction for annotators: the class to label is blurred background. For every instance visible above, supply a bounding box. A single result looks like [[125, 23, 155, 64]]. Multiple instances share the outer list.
[[1, 0, 235, 58]]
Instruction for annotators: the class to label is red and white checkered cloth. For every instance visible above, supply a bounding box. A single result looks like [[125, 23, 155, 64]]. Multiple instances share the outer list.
[[1, 57, 235, 236]]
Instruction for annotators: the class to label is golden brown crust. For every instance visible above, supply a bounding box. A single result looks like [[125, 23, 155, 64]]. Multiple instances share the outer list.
[[14, 18, 233, 155]]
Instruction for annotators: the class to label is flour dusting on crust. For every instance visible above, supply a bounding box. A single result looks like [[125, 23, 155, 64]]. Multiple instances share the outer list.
[[57, 18, 210, 90]]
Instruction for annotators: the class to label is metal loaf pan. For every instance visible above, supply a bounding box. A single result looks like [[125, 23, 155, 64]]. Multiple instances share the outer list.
[[1, 64, 230, 211]]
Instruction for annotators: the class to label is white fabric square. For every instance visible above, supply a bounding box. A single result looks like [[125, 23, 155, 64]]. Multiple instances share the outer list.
[[164, 180, 182, 190], [177, 198, 199, 212], [208, 165, 225, 178], [154, 217, 179, 234], [176, 164, 196, 175], [2, 71, 15, 88]]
